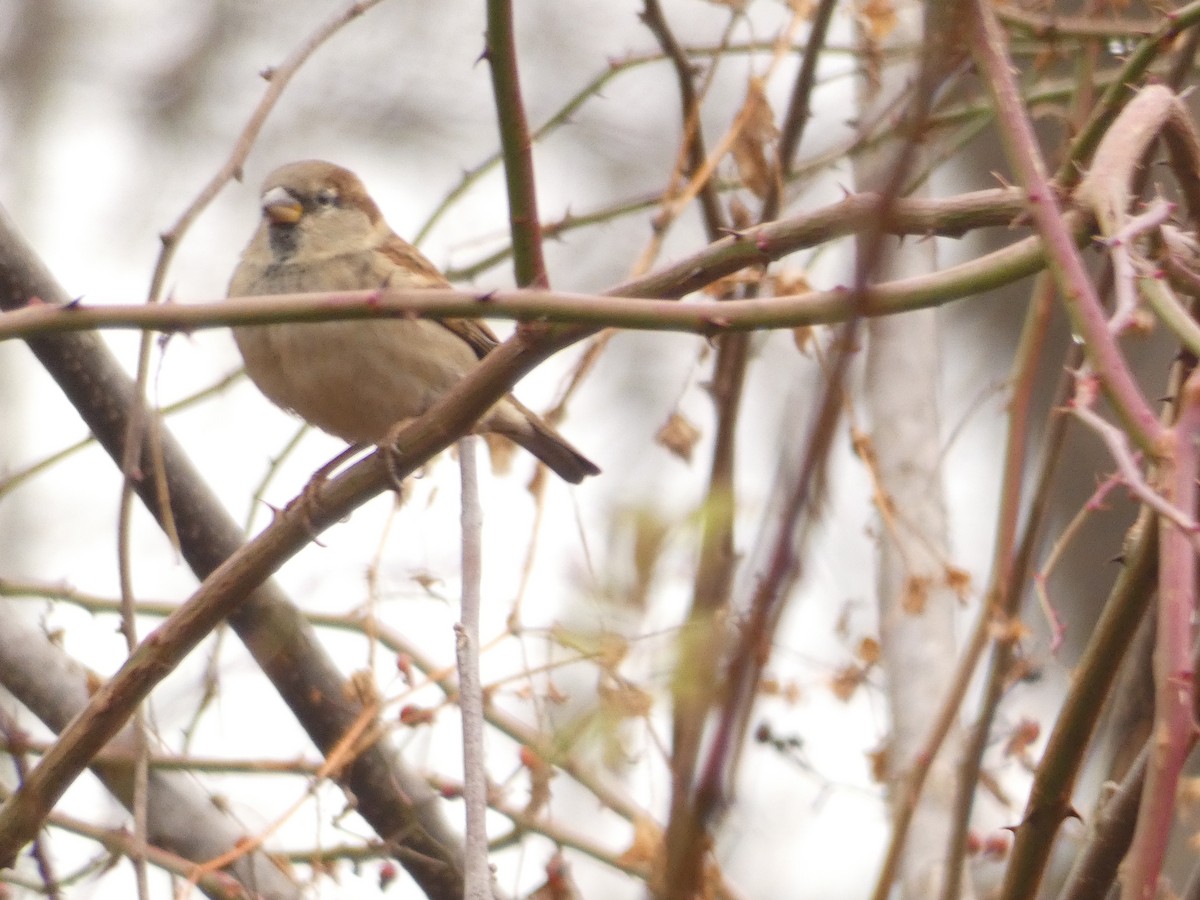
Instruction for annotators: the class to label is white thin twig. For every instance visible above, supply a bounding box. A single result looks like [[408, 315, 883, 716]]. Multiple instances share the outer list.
[[456, 435, 491, 899]]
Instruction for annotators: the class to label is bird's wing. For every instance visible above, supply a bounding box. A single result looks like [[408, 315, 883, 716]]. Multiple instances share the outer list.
[[379, 235, 501, 361]]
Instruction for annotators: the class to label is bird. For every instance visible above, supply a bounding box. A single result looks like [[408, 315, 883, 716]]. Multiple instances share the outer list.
[[226, 160, 599, 484]]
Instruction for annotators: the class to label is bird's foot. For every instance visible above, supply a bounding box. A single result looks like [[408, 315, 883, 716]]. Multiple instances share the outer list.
[[382, 419, 425, 493], [285, 442, 368, 540]]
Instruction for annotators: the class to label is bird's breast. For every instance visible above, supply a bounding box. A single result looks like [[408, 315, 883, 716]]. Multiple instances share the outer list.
[[232, 317, 484, 444]]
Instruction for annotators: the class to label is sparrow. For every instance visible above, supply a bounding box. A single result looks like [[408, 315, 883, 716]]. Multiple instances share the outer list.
[[227, 160, 599, 484]]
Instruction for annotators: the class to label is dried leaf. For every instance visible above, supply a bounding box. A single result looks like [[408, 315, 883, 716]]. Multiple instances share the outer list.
[[857, 0, 897, 41], [618, 816, 664, 872], [901, 575, 930, 614], [483, 432, 515, 474], [598, 679, 654, 719], [410, 571, 443, 594], [399, 705, 436, 726], [701, 270, 762, 298], [731, 132, 772, 197], [856, 636, 881, 665], [989, 616, 1031, 644], [731, 77, 779, 199], [773, 269, 810, 295], [741, 76, 779, 142], [866, 743, 890, 782], [1003, 718, 1040, 758], [526, 852, 581, 900], [830, 663, 866, 701], [759, 676, 802, 704], [727, 195, 753, 230], [520, 745, 555, 815], [550, 624, 629, 670], [656, 411, 702, 462], [792, 326, 815, 352], [945, 565, 972, 601]]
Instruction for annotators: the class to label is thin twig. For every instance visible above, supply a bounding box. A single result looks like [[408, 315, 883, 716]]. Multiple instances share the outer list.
[[969, 0, 1161, 451], [640, 0, 728, 244], [484, 0, 547, 288], [1121, 370, 1200, 899], [456, 436, 491, 899]]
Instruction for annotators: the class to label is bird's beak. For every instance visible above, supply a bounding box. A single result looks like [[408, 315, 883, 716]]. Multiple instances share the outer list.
[[261, 186, 303, 225]]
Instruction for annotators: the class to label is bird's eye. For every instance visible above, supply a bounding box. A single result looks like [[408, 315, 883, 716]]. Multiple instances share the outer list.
[[315, 189, 338, 207]]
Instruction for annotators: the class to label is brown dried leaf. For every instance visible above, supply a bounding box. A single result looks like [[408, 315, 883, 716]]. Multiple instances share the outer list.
[[701, 270, 762, 299], [901, 575, 930, 614], [866, 743, 890, 783], [599, 680, 654, 719], [731, 77, 779, 199], [727, 195, 753, 230], [550, 624, 629, 671], [617, 816, 664, 872], [520, 745, 555, 815], [856, 636, 881, 666], [741, 76, 779, 142], [399, 705, 436, 727], [410, 571, 443, 595], [1003, 718, 1040, 759], [597, 632, 629, 671], [483, 432, 515, 475], [656, 411, 702, 462], [945, 565, 972, 602], [732, 130, 772, 198], [526, 852, 580, 900], [857, 0, 897, 41], [773, 269, 811, 296], [989, 616, 1031, 644], [830, 663, 866, 701], [759, 676, 803, 704]]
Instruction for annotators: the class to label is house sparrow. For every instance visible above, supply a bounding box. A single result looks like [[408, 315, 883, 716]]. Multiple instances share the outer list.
[[227, 160, 599, 484]]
